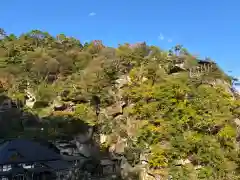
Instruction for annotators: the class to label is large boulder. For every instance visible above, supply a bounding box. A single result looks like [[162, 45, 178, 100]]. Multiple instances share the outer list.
[[116, 75, 131, 89], [106, 101, 126, 117]]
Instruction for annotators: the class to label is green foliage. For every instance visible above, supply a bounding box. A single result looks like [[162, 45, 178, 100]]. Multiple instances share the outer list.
[[149, 145, 169, 168], [74, 104, 97, 125], [36, 83, 57, 102]]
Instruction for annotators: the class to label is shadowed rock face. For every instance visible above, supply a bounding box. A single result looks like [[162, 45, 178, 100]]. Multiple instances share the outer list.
[[50, 124, 101, 160], [53, 138, 122, 179]]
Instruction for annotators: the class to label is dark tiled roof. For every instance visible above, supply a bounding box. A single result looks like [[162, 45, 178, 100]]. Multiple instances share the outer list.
[[197, 59, 215, 64], [44, 160, 71, 170], [0, 139, 62, 165]]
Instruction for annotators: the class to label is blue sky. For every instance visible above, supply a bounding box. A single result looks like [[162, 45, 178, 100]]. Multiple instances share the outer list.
[[1, 0, 239, 81]]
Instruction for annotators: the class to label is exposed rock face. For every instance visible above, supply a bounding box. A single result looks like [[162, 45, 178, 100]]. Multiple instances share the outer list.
[[200, 79, 239, 99], [100, 134, 107, 144], [105, 101, 126, 117], [139, 168, 157, 180], [234, 118, 240, 143], [174, 159, 191, 166], [75, 127, 94, 143], [75, 141, 102, 160], [175, 62, 185, 69], [234, 118, 240, 127], [207, 79, 231, 90], [116, 75, 131, 89], [52, 96, 63, 108], [25, 90, 36, 108], [53, 125, 103, 161], [109, 137, 128, 155]]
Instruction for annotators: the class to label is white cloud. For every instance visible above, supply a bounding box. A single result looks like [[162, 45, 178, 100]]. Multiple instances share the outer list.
[[167, 38, 172, 43], [88, 12, 96, 16], [158, 33, 164, 40]]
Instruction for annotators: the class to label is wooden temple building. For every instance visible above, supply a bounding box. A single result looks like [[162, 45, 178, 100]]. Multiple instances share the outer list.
[[0, 139, 72, 180], [189, 58, 216, 78]]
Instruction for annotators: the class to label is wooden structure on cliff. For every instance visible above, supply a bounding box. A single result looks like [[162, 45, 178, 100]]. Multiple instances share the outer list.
[[189, 59, 216, 78]]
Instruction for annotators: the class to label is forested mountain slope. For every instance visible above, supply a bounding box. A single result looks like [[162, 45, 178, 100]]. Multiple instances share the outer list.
[[0, 29, 240, 179]]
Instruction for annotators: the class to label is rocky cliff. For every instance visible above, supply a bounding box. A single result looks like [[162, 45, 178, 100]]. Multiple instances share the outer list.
[[0, 29, 240, 179]]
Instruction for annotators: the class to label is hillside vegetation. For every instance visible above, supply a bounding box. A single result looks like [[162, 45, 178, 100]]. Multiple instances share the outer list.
[[0, 29, 240, 179]]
